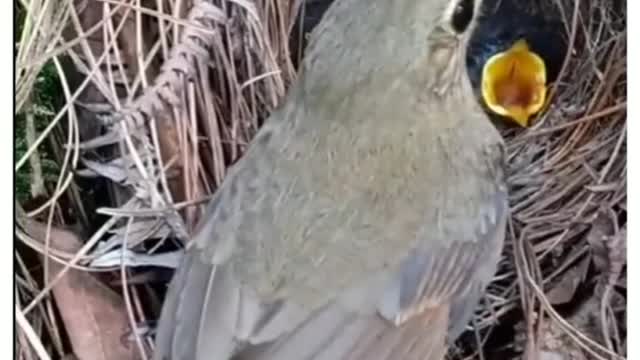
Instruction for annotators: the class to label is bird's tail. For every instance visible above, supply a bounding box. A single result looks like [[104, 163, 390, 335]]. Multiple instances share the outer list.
[[236, 302, 450, 360]]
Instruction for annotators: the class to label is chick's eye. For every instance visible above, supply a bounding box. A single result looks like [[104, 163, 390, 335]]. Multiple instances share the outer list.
[[451, 0, 474, 33]]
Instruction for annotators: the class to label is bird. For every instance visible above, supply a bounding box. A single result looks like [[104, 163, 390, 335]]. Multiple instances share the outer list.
[[291, 0, 567, 127], [154, 0, 508, 359]]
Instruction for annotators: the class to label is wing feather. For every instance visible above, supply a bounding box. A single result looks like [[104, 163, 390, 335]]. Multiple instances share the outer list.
[[377, 187, 508, 333]]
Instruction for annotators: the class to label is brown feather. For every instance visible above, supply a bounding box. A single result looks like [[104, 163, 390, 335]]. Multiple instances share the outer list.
[[234, 303, 450, 360]]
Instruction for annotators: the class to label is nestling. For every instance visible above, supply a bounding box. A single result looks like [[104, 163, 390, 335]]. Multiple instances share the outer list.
[[467, 0, 567, 126], [154, 0, 508, 359]]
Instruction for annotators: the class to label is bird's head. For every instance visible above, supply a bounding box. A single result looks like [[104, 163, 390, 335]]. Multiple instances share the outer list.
[[299, 0, 487, 107], [480, 39, 547, 127]]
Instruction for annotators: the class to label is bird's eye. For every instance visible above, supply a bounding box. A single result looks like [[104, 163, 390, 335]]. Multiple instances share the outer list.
[[451, 0, 474, 33]]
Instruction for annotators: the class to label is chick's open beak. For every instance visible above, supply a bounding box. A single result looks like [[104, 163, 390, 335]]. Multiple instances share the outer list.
[[481, 39, 547, 127]]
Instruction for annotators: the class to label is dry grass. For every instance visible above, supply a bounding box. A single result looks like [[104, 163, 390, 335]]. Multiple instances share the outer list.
[[14, 0, 626, 359]]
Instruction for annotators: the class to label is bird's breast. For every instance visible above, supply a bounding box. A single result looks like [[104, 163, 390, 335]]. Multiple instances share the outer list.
[[228, 90, 504, 308]]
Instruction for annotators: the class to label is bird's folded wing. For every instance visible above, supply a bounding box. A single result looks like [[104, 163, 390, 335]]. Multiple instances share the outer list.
[[377, 187, 508, 333], [153, 246, 309, 360], [234, 301, 451, 360], [227, 184, 508, 360], [154, 186, 507, 360], [154, 119, 508, 359], [154, 138, 325, 359]]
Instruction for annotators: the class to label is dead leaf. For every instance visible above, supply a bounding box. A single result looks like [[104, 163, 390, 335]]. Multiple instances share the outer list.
[[90, 249, 182, 269], [97, 219, 172, 253], [78, 159, 129, 183], [22, 219, 141, 360], [546, 255, 590, 305]]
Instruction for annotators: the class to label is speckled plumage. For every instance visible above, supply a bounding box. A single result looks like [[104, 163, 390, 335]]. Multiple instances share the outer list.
[[154, 0, 508, 359]]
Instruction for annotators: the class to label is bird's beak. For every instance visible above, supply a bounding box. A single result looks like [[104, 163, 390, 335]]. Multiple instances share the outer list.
[[481, 39, 547, 127]]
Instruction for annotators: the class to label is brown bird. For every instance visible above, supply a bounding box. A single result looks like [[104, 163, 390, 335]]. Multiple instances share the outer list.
[[153, 0, 508, 359]]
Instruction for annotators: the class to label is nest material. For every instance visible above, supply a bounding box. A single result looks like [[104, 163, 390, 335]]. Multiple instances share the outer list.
[[14, 0, 626, 359]]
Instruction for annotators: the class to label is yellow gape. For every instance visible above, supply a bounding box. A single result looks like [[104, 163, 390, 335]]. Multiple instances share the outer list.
[[481, 39, 547, 127]]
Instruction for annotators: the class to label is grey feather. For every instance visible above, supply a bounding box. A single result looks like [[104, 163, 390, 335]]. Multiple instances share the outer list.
[[234, 303, 450, 360]]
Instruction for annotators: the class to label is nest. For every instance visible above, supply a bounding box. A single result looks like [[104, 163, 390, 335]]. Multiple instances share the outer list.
[[14, 0, 626, 359]]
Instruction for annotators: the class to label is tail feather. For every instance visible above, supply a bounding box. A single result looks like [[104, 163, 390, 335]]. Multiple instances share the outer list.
[[153, 253, 237, 360], [236, 303, 450, 360]]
